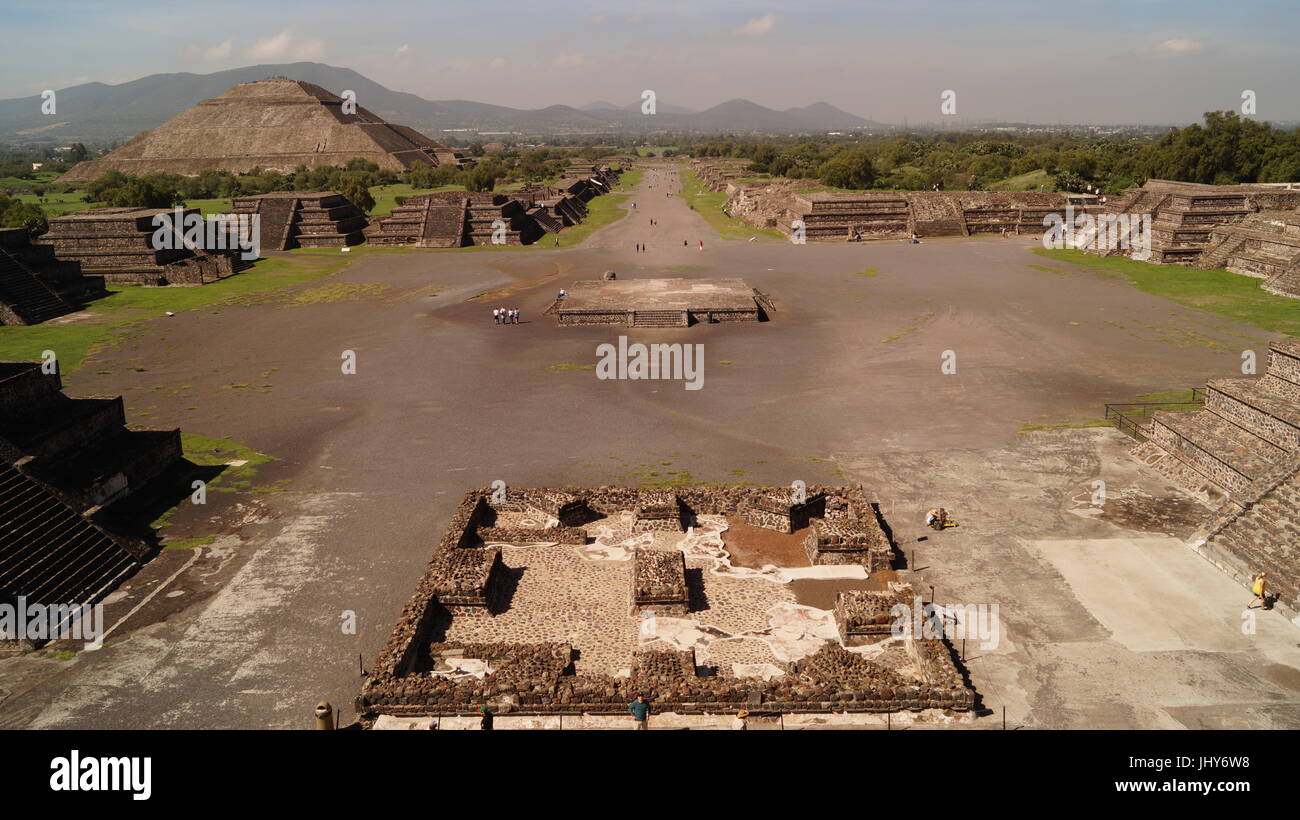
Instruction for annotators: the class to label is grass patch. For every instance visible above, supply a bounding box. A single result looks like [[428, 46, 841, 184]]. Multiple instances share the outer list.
[[547, 361, 595, 372], [1032, 247, 1300, 337], [1019, 419, 1110, 433], [0, 251, 351, 371], [1027, 263, 1066, 275], [855, 267, 879, 277], [676, 167, 786, 242], [990, 169, 1053, 192], [164, 534, 217, 551]]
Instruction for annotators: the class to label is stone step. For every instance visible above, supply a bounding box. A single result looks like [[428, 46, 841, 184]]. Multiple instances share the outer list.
[[0, 464, 141, 613], [1204, 378, 1300, 450], [1149, 410, 1286, 493], [0, 249, 76, 325]]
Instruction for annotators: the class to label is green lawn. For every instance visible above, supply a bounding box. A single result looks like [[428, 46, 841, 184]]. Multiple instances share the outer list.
[[676, 167, 786, 242], [1031, 247, 1300, 337], [0, 251, 352, 372], [990, 169, 1053, 192]]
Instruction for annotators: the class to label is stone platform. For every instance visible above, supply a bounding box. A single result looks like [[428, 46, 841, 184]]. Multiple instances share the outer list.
[[553, 277, 768, 326]]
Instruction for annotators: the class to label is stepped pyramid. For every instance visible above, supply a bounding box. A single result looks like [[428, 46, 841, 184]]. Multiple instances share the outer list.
[[59, 77, 452, 182], [224, 191, 367, 250], [0, 362, 185, 652]]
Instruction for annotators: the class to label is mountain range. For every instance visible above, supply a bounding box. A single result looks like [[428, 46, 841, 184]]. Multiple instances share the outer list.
[[0, 62, 889, 144]]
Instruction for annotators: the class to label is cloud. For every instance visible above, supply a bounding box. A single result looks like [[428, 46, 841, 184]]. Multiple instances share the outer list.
[[734, 13, 779, 36], [1138, 37, 1205, 58], [204, 39, 233, 61], [243, 29, 326, 62], [394, 44, 410, 57], [553, 53, 586, 67]]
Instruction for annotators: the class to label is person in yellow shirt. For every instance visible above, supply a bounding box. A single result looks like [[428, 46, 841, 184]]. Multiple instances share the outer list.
[[1248, 572, 1269, 610]]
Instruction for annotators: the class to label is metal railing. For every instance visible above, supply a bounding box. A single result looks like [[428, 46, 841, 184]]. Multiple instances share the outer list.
[[1104, 388, 1205, 441]]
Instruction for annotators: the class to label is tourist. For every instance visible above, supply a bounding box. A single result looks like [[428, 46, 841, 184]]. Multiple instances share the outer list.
[[479, 705, 494, 730], [910, 233, 921, 244], [684, 240, 688, 247], [926, 507, 948, 530], [1248, 572, 1270, 610], [493, 307, 500, 325], [513, 309, 520, 325], [629, 695, 650, 730], [499, 306, 507, 326], [698, 240, 704, 250]]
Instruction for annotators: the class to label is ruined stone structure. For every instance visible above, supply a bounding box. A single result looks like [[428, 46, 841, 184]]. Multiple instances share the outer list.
[[355, 485, 965, 721], [631, 548, 690, 616], [0, 362, 184, 653], [703, 159, 1097, 241], [35, 207, 251, 286], [223, 191, 367, 250], [741, 488, 825, 533], [1085, 180, 1300, 293], [0, 228, 82, 325], [1134, 341, 1299, 500], [60, 78, 456, 181], [1188, 452, 1300, 617], [836, 583, 917, 646], [428, 547, 506, 615], [552, 277, 771, 327]]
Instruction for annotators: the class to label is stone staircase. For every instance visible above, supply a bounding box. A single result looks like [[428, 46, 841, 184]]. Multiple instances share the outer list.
[[630, 310, 688, 328], [1190, 451, 1300, 615], [0, 248, 76, 326], [0, 462, 142, 620], [1138, 341, 1300, 499]]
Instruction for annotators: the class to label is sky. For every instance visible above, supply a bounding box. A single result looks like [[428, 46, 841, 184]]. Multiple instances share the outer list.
[[4, 0, 1300, 125]]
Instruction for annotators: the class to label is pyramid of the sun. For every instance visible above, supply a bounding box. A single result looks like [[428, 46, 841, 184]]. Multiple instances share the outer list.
[[60, 77, 449, 182]]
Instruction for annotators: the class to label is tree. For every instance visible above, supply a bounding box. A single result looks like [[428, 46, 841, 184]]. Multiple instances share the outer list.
[[336, 172, 375, 213], [818, 146, 876, 190]]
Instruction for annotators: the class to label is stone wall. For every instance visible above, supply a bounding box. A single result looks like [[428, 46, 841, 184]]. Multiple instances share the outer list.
[[632, 548, 689, 615]]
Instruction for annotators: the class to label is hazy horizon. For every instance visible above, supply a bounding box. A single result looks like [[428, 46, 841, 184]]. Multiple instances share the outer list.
[[4, 0, 1300, 126]]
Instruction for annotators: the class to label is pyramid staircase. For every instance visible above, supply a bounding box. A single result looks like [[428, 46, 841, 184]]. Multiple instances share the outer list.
[[0, 248, 77, 326], [1134, 341, 1300, 500], [630, 310, 688, 328], [1188, 451, 1300, 615], [0, 361, 182, 649]]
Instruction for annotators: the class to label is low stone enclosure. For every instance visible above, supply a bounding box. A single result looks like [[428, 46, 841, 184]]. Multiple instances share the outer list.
[[35, 207, 252, 286], [364, 168, 620, 248], [0, 361, 186, 655], [356, 485, 976, 720], [549, 276, 775, 327], [223, 191, 367, 250], [695, 159, 1099, 242], [1085, 179, 1300, 298]]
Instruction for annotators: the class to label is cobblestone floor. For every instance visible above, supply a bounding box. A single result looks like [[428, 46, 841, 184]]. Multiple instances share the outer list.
[[442, 512, 915, 679]]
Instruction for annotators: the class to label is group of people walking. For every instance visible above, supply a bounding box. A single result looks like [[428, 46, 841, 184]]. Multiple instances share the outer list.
[[492, 307, 520, 325]]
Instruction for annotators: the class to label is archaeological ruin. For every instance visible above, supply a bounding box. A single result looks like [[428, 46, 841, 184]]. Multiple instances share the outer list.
[[1129, 340, 1300, 613], [550, 276, 774, 327], [0, 227, 86, 325], [60, 78, 461, 182], [222, 191, 368, 251], [1083, 180, 1300, 299], [695, 158, 1100, 241], [364, 168, 621, 248], [35, 207, 251, 286], [357, 485, 973, 721], [0, 361, 187, 654]]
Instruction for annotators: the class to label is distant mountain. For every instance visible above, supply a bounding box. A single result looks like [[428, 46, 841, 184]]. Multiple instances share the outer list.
[[0, 63, 888, 143]]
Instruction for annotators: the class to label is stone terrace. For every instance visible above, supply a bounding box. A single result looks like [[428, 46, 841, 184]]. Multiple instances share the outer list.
[[224, 191, 367, 251]]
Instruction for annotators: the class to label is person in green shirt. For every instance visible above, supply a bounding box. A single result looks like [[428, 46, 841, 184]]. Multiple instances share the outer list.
[[628, 696, 650, 730]]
